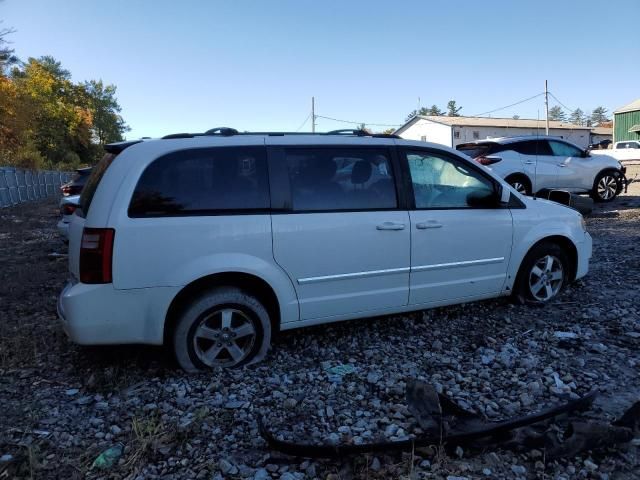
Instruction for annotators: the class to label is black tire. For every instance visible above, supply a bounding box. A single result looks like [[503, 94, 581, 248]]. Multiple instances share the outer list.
[[590, 170, 621, 203], [173, 287, 271, 372], [505, 174, 532, 196], [514, 241, 569, 304]]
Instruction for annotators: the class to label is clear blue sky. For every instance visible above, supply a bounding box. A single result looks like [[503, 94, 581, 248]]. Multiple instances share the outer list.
[[3, 0, 639, 138]]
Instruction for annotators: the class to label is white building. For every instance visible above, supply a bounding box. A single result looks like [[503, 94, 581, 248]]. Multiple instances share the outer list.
[[395, 116, 594, 149]]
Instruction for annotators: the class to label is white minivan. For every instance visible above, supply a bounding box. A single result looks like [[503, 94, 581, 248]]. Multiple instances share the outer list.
[[58, 129, 592, 371]]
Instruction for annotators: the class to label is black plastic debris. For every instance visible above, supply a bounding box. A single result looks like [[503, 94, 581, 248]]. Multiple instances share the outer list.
[[258, 380, 639, 459]]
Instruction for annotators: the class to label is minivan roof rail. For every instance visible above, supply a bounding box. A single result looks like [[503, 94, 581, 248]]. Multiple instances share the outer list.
[[160, 128, 401, 140]]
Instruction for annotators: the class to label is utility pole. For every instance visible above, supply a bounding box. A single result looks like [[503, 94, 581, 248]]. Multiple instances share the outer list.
[[311, 96, 316, 133], [544, 80, 549, 136]]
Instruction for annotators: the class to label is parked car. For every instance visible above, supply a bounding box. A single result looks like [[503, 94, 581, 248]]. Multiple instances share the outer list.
[[57, 194, 80, 240], [456, 136, 626, 202], [588, 139, 612, 150], [60, 167, 92, 196], [591, 140, 640, 163], [58, 130, 592, 371]]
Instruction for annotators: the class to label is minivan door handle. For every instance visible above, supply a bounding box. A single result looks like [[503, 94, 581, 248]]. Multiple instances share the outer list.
[[557, 164, 567, 167], [376, 222, 406, 231], [524, 161, 535, 165], [416, 221, 443, 229]]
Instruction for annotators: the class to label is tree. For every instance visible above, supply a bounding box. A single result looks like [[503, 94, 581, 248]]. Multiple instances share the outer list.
[[446, 100, 462, 117], [569, 108, 585, 126], [512, 115, 520, 120], [426, 104, 443, 116], [548, 106, 566, 121], [82, 80, 129, 145], [405, 104, 447, 122], [590, 106, 610, 126], [0, 23, 19, 75]]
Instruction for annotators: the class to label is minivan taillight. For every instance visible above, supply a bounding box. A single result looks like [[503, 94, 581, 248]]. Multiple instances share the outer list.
[[80, 228, 115, 284]]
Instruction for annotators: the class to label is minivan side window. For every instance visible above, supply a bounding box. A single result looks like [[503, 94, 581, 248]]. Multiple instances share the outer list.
[[548, 140, 582, 157], [406, 151, 495, 209], [284, 148, 397, 211], [129, 147, 269, 217]]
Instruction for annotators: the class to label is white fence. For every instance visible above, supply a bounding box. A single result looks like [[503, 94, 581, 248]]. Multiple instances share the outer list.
[[0, 167, 74, 208]]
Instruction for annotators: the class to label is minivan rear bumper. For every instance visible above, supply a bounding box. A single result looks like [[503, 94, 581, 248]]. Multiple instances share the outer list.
[[57, 281, 179, 345]]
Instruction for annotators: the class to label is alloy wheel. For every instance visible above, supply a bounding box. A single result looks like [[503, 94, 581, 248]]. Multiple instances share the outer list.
[[193, 308, 257, 367], [511, 181, 528, 195], [597, 175, 617, 201], [528, 255, 564, 302]]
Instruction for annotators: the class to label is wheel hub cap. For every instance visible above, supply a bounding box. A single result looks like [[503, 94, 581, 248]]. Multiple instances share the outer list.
[[193, 308, 256, 367], [528, 255, 563, 302], [597, 176, 617, 200]]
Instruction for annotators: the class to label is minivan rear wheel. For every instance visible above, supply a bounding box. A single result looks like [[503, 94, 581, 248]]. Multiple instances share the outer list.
[[514, 242, 569, 303], [173, 287, 271, 372]]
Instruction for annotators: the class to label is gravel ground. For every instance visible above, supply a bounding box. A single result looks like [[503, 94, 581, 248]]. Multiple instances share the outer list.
[[1, 169, 639, 480]]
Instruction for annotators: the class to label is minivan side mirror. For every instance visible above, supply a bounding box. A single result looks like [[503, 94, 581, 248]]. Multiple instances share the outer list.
[[582, 149, 590, 158], [466, 187, 508, 208]]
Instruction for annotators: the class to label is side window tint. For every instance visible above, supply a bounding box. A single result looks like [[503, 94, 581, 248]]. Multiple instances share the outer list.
[[285, 148, 397, 211], [129, 147, 269, 217], [549, 141, 582, 157], [406, 151, 495, 209], [513, 140, 552, 155]]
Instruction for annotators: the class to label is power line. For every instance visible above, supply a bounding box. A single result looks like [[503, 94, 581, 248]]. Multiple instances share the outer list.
[[548, 92, 575, 113], [294, 113, 311, 132], [472, 92, 545, 117], [315, 114, 401, 128]]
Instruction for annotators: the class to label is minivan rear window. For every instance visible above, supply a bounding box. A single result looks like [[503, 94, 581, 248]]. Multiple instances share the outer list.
[[129, 147, 269, 217], [79, 153, 117, 217]]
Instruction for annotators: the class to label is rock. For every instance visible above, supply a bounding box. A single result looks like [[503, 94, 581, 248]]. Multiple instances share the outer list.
[[65, 388, 79, 396], [482, 468, 492, 476], [432, 340, 443, 351], [219, 459, 237, 475], [554, 331, 578, 340], [327, 433, 340, 445], [283, 398, 297, 409], [370, 457, 381, 471], [511, 465, 526, 476], [366, 372, 381, 384], [0, 454, 14, 463], [584, 459, 598, 471], [109, 425, 122, 435]]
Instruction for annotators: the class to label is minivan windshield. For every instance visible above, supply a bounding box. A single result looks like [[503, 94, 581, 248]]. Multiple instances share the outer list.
[[79, 153, 117, 216]]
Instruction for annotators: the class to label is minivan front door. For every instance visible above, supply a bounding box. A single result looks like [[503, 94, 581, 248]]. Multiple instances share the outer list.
[[270, 146, 410, 321], [401, 149, 513, 305]]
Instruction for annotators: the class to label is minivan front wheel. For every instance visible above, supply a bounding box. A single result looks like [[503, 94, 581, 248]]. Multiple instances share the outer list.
[[173, 287, 271, 372], [515, 242, 569, 303]]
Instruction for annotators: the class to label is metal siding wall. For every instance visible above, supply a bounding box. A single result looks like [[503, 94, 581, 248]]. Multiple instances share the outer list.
[[614, 111, 640, 142], [0, 167, 73, 208]]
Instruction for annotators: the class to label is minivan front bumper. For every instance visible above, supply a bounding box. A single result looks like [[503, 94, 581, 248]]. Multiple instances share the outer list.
[[57, 281, 179, 345], [575, 232, 592, 281]]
